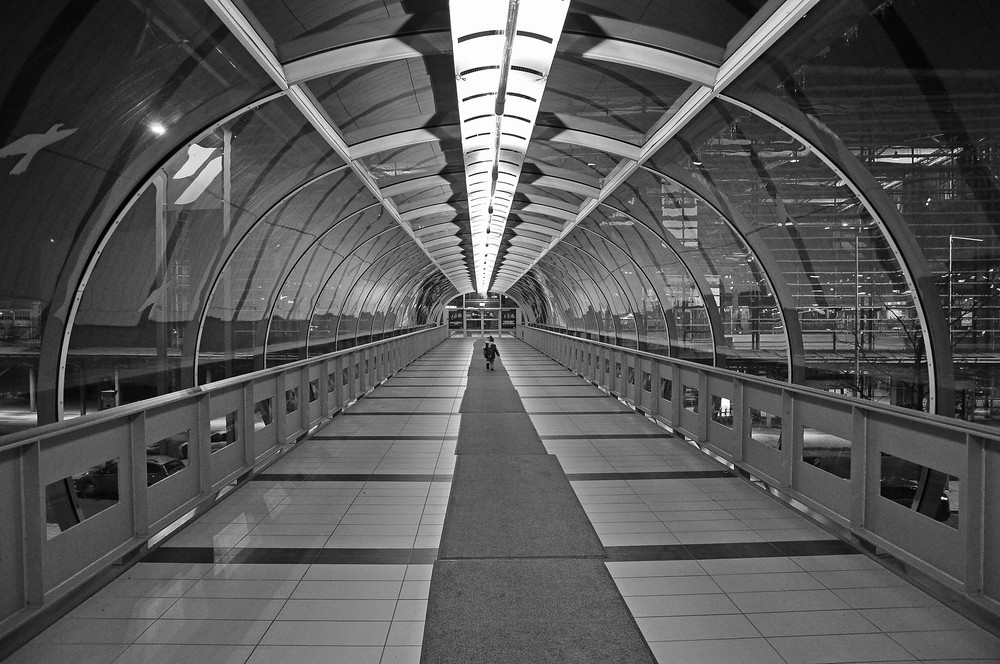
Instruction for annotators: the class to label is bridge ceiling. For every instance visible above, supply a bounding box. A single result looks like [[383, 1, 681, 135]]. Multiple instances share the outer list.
[[4, 0, 1000, 421]]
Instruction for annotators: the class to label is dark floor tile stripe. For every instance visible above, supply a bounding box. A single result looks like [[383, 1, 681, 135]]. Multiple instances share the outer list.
[[526, 410, 635, 415], [566, 470, 735, 481], [541, 433, 670, 440], [253, 473, 453, 482], [146, 547, 439, 565], [603, 539, 861, 562], [340, 411, 460, 416], [310, 435, 458, 440], [143, 547, 217, 563]]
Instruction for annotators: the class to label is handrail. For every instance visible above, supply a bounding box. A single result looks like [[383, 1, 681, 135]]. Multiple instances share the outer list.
[[528, 325, 1000, 442], [523, 324, 1000, 623], [0, 325, 439, 453], [0, 324, 447, 649]]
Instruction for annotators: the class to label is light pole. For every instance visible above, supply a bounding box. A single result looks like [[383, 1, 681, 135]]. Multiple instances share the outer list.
[[948, 234, 983, 340]]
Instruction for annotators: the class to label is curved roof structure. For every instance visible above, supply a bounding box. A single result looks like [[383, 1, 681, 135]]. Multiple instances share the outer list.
[[1, 0, 999, 427]]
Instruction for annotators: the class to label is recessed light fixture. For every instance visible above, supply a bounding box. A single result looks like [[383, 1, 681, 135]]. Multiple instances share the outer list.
[[450, 0, 569, 294]]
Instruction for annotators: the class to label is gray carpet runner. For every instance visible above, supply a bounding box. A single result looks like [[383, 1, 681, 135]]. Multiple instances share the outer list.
[[420, 339, 656, 664]]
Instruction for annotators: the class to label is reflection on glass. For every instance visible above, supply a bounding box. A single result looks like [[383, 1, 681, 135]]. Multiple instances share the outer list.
[[749, 408, 781, 449], [285, 387, 299, 414], [210, 412, 238, 454], [683, 385, 699, 412], [328, 372, 336, 393], [660, 377, 673, 401], [616, 362, 622, 379], [254, 397, 273, 430], [711, 396, 732, 427], [802, 427, 851, 479], [642, 371, 651, 392], [147, 430, 190, 459], [879, 452, 955, 526], [309, 379, 319, 403], [46, 457, 121, 539]]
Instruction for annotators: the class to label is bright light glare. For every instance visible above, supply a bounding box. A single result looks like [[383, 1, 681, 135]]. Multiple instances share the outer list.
[[149, 122, 167, 136], [450, 0, 569, 295]]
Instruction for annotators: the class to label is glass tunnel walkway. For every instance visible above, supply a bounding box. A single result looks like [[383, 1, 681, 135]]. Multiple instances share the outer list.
[[6, 337, 998, 664]]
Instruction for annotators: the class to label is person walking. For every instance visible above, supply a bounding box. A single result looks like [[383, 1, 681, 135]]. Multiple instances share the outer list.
[[483, 335, 500, 371]]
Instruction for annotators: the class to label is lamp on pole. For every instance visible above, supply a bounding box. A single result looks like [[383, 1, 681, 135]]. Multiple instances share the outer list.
[[948, 234, 983, 340]]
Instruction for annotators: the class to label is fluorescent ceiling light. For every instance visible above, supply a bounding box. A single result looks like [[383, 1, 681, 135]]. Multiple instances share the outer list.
[[450, 0, 569, 294]]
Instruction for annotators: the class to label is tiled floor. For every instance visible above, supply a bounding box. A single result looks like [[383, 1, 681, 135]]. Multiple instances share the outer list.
[[7, 337, 999, 664]]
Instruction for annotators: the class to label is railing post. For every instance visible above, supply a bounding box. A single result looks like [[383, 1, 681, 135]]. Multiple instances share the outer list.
[[698, 369, 710, 442], [196, 393, 212, 493], [320, 359, 331, 417], [129, 412, 148, 539], [22, 441, 44, 606], [781, 389, 796, 489], [850, 406, 868, 530], [732, 378, 745, 464], [670, 364, 682, 427], [242, 381, 256, 466], [300, 366, 310, 431], [965, 432, 985, 597]]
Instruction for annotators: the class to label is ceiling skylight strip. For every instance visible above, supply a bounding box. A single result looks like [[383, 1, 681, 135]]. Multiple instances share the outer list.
[[450, 0, 569, 294]]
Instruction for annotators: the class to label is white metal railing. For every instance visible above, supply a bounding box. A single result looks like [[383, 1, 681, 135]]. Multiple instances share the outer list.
[[0, 325, 447, 641], [523, 326, 1000, 619]]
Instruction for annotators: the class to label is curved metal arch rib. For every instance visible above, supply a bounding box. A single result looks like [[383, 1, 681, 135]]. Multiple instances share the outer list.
[[719, 91, 951, 413], [262, 223, 409, 363], [192, 172, 374, 379], [534, 242, 644, 346], [639, 164, 803, 383], [343, 250, 437, 341], [572, 224, 678, 354], [526, 261, 607, 337]]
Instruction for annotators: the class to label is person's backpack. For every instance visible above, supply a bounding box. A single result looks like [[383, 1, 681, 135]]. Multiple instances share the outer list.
[[483, 343, 489, 358]]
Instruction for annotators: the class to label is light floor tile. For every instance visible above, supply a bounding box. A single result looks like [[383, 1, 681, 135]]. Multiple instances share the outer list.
[[767, 633, 915, 663], [276, 599, 397, 621], [31, 618, 154, 644], [290, 580, 403, 600], [637, 614, 761, 641], [858, 606, 977, 632], [649, 638, 784, 664], [392, 600, 427, 621], [698, 558, 802, 575], [183, 579, 300, 599], [246, 645, 382, 664], [202, 564, 309, 581], [1, 643, 127, 664], [626, 593, 741, 617], [386, 621, 425, 646], [135, 619, 269, 645], [69, 596, 177, 620], [162, 598, 286, 621], [886, 629, 1000, 659], [94, 578, 197, 599], [606, 560, 707, 578], [832, 586, 941, 609], [259, 620, 390, 646], [713, 572, 824, 593], [380, 646, 422, 664], [747, 609, 880, 637], [112, 644, 255, 664], [615, 576, 722, 597], [729, 590, 851, 614], [302, 564, 407, 581], [809, 568, 910, 589]]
